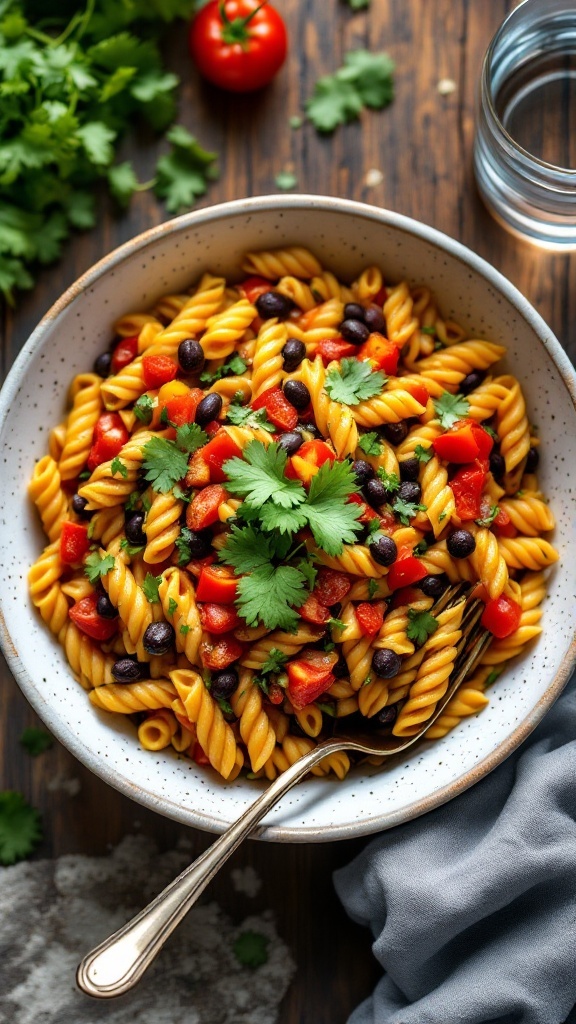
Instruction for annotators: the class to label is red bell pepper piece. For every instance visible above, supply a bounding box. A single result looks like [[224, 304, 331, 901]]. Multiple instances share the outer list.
[[312, 568, 352, 606], [317, 337, 358, 364], [434, 423, 481, 463], [60, 521, 90, 564], [347, 491, 379, 523], [199, 602, 242, 634], [165, 388, 203, 426], [252, 385, 298, 431], [196, 564, 238, 604], [187, 484, 227, 531], [202, 431, 243, 483], [238, 276, 272, 303], [297, 594, 330, 624], [185, 553, 217, 578], [492, 506, 518, 538], [192, 741, 210, 766], [68, 594, 118, 641], [111, 335, 138, 374], [298, 440, 335, 467], [401, 379, 430, 407], [286, 650, 339, 711], [358, 332, 400, 375], [142, 354, 178, 389], [450, 460, 488, 520], [356, 601, 386, 636], [200, 634, 244, 670], [86, 412, 129, 471], [373, 285, 388, 306], [387, 548, 427, 591], [481, 595, 522, 638]]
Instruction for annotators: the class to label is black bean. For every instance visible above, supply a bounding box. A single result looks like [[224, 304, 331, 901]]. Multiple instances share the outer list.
[[447, 529, 476, 558], [332, 655, 349, 679], [281, 337, 306, 371], [143, 621, 175, 655], [96, 594, 117, 619], [277, 431, 304, 456], [365, 478, 388, 506], [71, 494, 89, 517], [94, 352, 112, 377], [255, 291, 293, 320], [283, 379, 310, 409], [526, 446, 540, 472], [398, 480, 422, 504], [419, 574, 449, 598], [376, 705, 398, 726], [340, 318, 370, 346], [343, 302, 366, 322], [178, 338, 205, 374], [195, 392, 222, 426], [369, 535, 398, 567], [459, 370, 486, 395], [352, 459, 374, 485], [363, 306, 386, 334], [399, 457, 420, 482], [125, 513, 146, 546], [112, 658, 142, 682], [183, 528, 213, 558], [372, 648, 402, 679], [382, 421, 409, 445], [211, 669, 239, 700], [489, 450, 505, 480]]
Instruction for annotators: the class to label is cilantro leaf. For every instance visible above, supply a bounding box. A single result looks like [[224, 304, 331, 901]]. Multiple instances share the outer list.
[[107, 161, 141, 207], [110, 456, 128, 478], [414, 444, 433, 463], [175, 422, 208, 454], [301, 459, 363, 554], [223, 441, 306, 510], [475, 504, 499, 528], [406, 609, 439, 646], [154, 125, 218, 214], [233, 930, 269, 968], [377, 467, 400, 493], [84, 551, 115, 584], [19, 727, 53, 756], [141, 573, 162, 603], [294, 557, 318, 592], [235, 564, 308, 631], [433, 392, 471, 429], [413, 538, 429, 557], [391, 496, 427, 526], [260, 648, 289, 675], [141, 436, 189, 493], [133, 395, 154, 424], [358, 432, 382, 456], [119, 539, 144, 557], [306, 76, 363, 133], [367, 578, 379, 599], [306, 49, 394, 133], [226, 403, 275, 433], [257, 502, 308, 535], [218, 524, 281, 574], [200, 354, 247, 385], [0, 791, 42, 866], [325, 358, 386, 405], [175, 527, 197, 566]]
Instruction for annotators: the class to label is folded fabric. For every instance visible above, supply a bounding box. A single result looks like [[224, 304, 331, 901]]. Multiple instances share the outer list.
[[333, 673, 576, 1024]]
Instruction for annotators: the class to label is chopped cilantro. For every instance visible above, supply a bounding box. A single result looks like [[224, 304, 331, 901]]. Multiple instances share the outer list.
[[486, 669, 502, 687], [306, 49, 395, 133], [84, 551, 115, 584], [133, 394, 154, 424], [377, 467, 400, 493], [420, 326, 437, 336], [433, 392, 470, 429], [0, 791, 42, 866], [406, 609, 438, 646], [119, 539, 145, 557], [175, 422, 209, 454], [168, 597, 179, 615], [216, 696, 233, 715], [413, 538, 429, 556], [226, 403, 275, 433], [367, 578, 379, 599], [110, 457, 128, 478], [316, 701, 337, 716], [260, 649, 289, 675], [141, 425, 207, 494], [391, 497, 427, 525], [357, 432, 382, 456], [19, 728, 53, 756], [366, 518, 382, 536], [414, 444, 433, 464], [78, 469, 91, 481], [233, 930, 269, 968], [200, 354, 247, 385], [175, 527, 196, 566], [346, 0, 370, 8], [475, 505, 499, 528], [173, 484, 191, 503], [327, 617, 346, 632], [141, 573, 162, 603], [325, 358, 386, 405], [125, 491, 141, 512]]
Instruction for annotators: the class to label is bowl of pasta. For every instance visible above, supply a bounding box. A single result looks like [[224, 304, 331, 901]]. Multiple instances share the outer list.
[[1, 194, 575, 841]]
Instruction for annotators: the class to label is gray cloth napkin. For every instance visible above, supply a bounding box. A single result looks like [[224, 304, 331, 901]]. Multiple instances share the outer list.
[[334, 673, 576, 1024]]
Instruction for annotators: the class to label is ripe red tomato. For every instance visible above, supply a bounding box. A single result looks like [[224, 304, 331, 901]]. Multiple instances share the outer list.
[[68, 594, 118, 641], [481, 595, 522, 639], [189, 0, 287, 93]]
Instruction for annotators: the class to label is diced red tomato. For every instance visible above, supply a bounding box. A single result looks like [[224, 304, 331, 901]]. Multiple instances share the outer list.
[[165, 388, 203, 426], [390, 585, 425, 609], [110, 335, 138, 374], [192, 741, 210, 766], [373, 285, 388, 306], [434, 419, 494, 464], [317, 337, 358, 365], [312, 568, 352, 606], [298, 440, 336, 467], [196, 564, 238, 604], [60, 521, 90, 564], [86, 412, 129, 471], [142, 354, 178, 389], [204, 419, 222, 438], [347, 491, 379, 523], [200, 634, 244, 670], [266, 682, 285, 705], [450, 460, 488, 520], [297, 594, 330, 624], [481, 595, 522, 639], [202, 431, 242, 483], [252, 385, 298, 431], [185, 451, 211, 488], [401, 380, 430, 407], [199, 602, 242, 634], [185, 554, 217, 577], [68, 594, 118, 641], [492, 506, 518, 538], [238, 276, 272, 303], [187, 484, 227, 530], [378, 509, 397, 533], [356, 601, 386, 636], [286, 650, 338, 711], [358, 333, 400, 375], [387, 548, 427, 591]]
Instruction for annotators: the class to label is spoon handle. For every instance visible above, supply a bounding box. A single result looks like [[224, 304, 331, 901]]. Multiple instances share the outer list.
[[76, 736, 346, 999]]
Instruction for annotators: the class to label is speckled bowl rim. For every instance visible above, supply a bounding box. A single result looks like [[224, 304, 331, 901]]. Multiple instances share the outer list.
[[1, 194, 576, 843]]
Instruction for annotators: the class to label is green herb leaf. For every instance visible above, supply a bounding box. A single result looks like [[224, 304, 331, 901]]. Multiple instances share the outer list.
[[223, 441, 306, 510], [110, 456, 128, 478], [119, 538, 145, 556], [414, 444, 434, 463], [19, 727, 53, 756], [260, 648, 289, 675], [235, 563, 309, 631], [325, 358, 386, 405], [107, 161, 140, 208], [0, 791, 42, 866], [84, 551, 115, 584], [301, 458, 363, 554], [475, 504, 499, 528], [377, 467, 400, 493], [406, 609, 438, 646], [141, 436, 189, 494], [154, 124, 218, 214], [175, 527, 195, 566], [233, 930, 269, 968], [180, 624, 190, 635], [391, 496, 427, 526], [226, 403, 275, 433], [433, 392, 470, 429], [141, 573, 162, 603], [357, 432, 382, 456], [200, 354, 247, 385], [367, 578, 379, 599], [133, 394, 154, 424], [306, 49, 394, 133]]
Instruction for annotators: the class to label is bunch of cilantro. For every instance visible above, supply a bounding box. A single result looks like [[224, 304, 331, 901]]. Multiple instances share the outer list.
[[0, 0, 217, 303], [218, 440, 363, 632]]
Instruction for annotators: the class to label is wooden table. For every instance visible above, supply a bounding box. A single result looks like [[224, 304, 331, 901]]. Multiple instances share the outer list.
[[2, 2, 575, 1019]]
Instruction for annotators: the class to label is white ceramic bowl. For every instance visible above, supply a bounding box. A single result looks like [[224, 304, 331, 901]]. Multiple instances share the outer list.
[[1, 195, 575, 842]]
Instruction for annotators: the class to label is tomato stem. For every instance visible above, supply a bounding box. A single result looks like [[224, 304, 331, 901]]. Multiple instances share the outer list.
[[219, 0, 268, 45]]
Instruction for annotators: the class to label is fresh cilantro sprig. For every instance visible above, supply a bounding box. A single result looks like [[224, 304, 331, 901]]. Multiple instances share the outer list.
[[377, 468, 400, 493], [414, 444, 433, 464], [133, 394, 155, 424], [260, 649, 289, 675], [84, 551, 115, 584], [200, 354, 247, 386], [226, 403, 275, 434], [141, 425, 207, 494], [433, 392, 470, 429], [306, 49, 395, 133], [141, 573, 162, 603], [110, 457, 128, 478], [219, 525, 309, 631], [406, 609, 438, 646], [358, 432, 383, 456], [154, 124, 218, 215], [223, 442, 306, 510], [0, 791, 42, 866], [391, 496, 427, 525], [325, 358, 386, 405]]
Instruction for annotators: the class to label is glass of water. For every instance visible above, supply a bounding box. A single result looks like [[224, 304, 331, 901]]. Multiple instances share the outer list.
[[473, 0, 576, 250]]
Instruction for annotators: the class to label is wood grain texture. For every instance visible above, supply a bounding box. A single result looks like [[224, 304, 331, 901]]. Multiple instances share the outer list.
[[1, 2, 574, 1020]]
